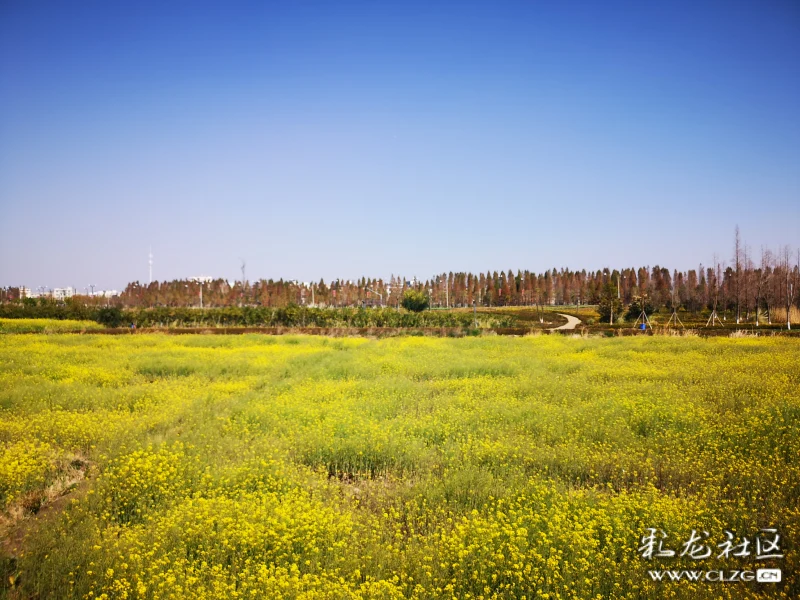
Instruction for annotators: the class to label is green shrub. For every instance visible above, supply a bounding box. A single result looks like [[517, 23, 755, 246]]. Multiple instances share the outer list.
[[96, 306, 123, 328], [401, 290, 429, 312]]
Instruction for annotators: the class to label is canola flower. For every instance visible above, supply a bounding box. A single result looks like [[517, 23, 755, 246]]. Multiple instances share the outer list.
[[0, 318, 103, 334], [0, 333, 798, 599]]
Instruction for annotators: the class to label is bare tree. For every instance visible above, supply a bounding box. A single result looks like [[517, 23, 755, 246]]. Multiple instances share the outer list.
[[793, 248, 800, 329], [781, 245, 793, 329], [705, 260, 723, 327], [743, 244, 752, 321], [765, 248, 778, 324], [239, 259, 247, 307], [754, 246, 767, 326], [733, 226, 742, 323]]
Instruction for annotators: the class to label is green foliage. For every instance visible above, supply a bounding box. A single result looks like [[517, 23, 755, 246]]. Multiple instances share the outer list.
[[0, 298, 96, 321], [597, 283, 622, 324], [121, 306, 510, 328], [625, 295, 655, 321], [401, 289, 429, 312], [0, 304, 514, 329], [96, 306, 124, 328]]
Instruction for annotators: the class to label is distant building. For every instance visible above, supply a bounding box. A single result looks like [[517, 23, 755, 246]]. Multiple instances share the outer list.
[[189, 276, 213, 284], [19, 286, 32, 299], [25, 288, 51, 299], [53, 287, 75, 300], [93, 290, 119, 298]]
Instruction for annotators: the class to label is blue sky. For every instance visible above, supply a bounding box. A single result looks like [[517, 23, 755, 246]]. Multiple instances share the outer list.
[[1, 1, 798, 290]]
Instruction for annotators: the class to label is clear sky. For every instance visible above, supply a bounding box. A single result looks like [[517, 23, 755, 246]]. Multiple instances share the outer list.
[[1, 1, 798, 290]]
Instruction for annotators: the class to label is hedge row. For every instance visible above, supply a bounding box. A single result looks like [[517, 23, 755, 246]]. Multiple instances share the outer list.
[[0, 304, 515, 329]]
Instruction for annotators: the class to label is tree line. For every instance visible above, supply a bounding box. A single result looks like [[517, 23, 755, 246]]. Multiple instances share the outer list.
[[2, 230, 797, 325]]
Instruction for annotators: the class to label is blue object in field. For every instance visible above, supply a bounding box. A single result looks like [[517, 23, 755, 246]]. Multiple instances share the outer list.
[[640, 323, 646, 330]]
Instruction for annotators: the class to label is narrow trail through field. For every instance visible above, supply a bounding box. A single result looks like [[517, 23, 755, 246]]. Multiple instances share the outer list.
[[551, 314, 581, 330]]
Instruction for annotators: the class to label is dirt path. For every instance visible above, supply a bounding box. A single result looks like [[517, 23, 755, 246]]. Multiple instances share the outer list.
[[551, 313, 581, 331]]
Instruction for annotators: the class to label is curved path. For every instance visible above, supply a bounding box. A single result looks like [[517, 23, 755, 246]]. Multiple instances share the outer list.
[[550, 313, 581, 331]]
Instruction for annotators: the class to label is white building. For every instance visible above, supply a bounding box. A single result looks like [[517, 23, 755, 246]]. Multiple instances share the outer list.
[[53, 287, 76, 300]]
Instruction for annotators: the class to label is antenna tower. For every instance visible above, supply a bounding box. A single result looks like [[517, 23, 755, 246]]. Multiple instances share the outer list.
[[149, 247, 153, 284]]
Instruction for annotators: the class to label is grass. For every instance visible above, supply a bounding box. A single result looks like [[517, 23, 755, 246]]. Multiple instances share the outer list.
[[1, 334, 798, 599], [453, 305, 597, 329]]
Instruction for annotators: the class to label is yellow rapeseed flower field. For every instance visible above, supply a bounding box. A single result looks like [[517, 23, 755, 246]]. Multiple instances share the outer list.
[[0, 334, 798, 598], [0, 318, 104, 334]]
